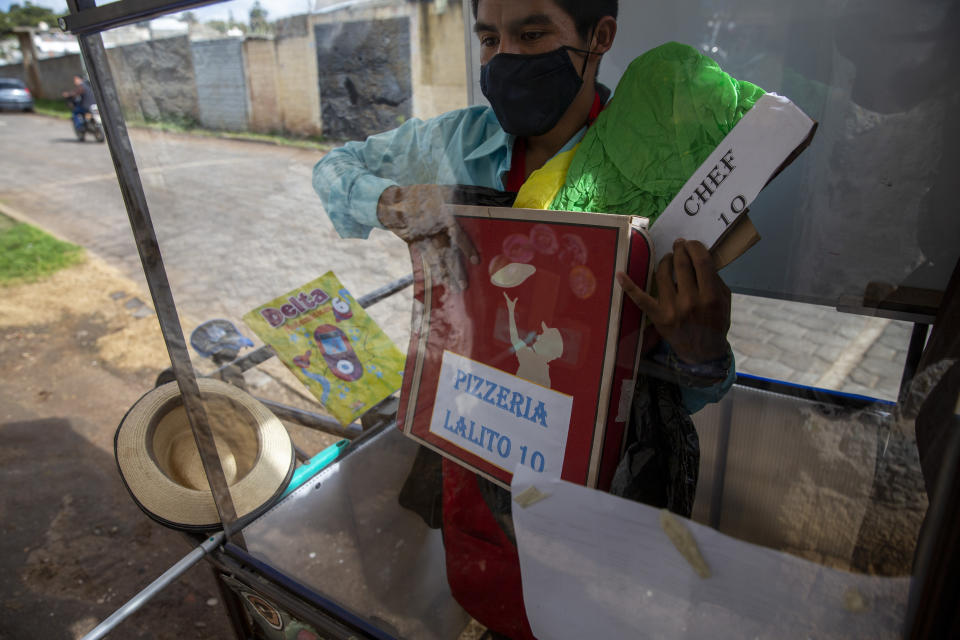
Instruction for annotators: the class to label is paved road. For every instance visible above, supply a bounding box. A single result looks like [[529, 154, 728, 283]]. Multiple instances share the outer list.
[[0, 113, 414, 344], [0, 113, 912, 401]]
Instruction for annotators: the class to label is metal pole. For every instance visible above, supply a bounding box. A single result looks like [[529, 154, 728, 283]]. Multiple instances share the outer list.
[[355, 273, 414, 308], [906, 417, 960, 638], [257, 397, 361, 438], [81, 533, 226, 640], [899, 322, 930, 402], [70, 9, 244, 546]]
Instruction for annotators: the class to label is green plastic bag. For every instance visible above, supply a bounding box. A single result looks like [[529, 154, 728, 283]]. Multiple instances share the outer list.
[[551, 42, 766, 222]]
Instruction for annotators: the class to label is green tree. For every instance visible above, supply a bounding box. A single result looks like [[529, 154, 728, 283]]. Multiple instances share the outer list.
[[248, 1, 270, 35], [227, 10, 246, 34], [206, 19, 228, 34], [0, 2, 62, 32]]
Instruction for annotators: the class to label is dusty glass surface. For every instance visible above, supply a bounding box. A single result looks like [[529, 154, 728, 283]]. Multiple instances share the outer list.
[[242, 425, 469, 639], [87, 1, 479, 634], [466, 0, 960, 305], [3, 0, 949, 637], [464, 0, 957, 398]]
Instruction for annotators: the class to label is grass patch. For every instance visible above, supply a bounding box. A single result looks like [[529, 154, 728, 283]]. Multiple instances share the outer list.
[[33, 98, 72, 119], [0, 214, 85, 284]]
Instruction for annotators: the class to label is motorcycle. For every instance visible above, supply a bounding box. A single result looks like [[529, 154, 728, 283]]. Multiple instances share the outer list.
[[68, 97, 105, 143]]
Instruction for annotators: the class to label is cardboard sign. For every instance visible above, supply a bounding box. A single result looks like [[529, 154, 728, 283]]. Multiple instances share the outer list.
[[244, 272, 405, 426], [649, 93, 817, 262], [398, 206, 653, 489]]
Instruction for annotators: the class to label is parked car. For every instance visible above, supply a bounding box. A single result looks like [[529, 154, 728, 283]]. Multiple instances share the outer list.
[[0, 78, 34, 112]]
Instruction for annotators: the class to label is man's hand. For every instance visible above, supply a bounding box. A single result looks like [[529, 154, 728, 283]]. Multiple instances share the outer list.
[[617, 239, 731, 364], [377, 185, 479, 291]]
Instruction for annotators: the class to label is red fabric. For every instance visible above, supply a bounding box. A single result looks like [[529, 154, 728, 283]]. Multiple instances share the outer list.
[[442, 459, 535, 640], [505, 137, 527, 193], [444, 90, 609, 638], [586, 89, 605, 127]]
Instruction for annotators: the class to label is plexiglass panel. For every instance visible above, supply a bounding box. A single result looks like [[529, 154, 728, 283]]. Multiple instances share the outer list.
[[467, 0, 960, 306], [5, 0, 951, 637]]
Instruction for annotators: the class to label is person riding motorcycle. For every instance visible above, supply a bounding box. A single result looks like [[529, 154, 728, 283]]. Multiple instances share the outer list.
[[62, 75, 95, 134]]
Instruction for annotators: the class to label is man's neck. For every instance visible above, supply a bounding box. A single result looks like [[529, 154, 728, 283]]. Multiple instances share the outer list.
[[523, 80, 597, 177]]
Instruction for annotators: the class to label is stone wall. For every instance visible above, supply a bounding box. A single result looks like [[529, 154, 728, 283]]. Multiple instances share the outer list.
[[105, 36, 199, 124], [191, 38, 249, 131], [314, 17, 413, 140]]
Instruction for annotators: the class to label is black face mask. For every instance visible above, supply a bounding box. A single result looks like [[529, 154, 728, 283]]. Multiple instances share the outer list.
[[481, 44, 595, 137]]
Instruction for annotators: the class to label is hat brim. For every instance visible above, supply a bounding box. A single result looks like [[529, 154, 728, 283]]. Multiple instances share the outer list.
[[115, 378, 294, 531]]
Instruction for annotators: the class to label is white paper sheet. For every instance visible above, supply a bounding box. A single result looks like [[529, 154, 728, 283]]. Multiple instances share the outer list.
[[511, 466, 910, 639]]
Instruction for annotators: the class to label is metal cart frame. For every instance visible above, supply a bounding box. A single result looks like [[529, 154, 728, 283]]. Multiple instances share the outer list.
[[58, 0, 959, 637]]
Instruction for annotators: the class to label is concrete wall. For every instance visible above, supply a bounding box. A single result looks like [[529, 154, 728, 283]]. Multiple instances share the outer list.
[[274, 18, 322, 137], [191, 38, 248, 131], [37, 53, 85, 99], [314, 16, 413, 140], [243, 38, 283, 133], [0, 3, 469, 137], [239, 14, 322, 137], [105, 36, 199, 124], [0, 64, 24, 82], [411, 1, 468, 119], [0, 53, 83, 99]]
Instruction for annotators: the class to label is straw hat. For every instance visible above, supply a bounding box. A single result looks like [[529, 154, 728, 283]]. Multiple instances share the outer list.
[[115, 378, 294, 531]]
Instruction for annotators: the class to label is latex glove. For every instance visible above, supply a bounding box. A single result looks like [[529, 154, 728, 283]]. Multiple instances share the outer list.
[[617, 239, 731, 364], [377, 184, 480, 292]]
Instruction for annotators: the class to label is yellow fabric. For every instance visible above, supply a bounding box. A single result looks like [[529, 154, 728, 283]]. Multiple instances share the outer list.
[[513, 144, 579, 210]]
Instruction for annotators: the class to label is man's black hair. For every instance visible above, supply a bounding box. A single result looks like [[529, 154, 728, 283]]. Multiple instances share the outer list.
[[470, 0, 618, 41]]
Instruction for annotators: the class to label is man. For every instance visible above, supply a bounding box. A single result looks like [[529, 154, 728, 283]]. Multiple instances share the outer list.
[[314, 1, 734, 636], [62, 75, 95, 133]]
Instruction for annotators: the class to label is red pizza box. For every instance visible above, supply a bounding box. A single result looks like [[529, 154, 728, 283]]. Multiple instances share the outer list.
[[397, 205, 653, 490]]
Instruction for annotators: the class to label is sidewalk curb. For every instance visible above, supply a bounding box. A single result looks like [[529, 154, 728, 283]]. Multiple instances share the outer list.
[[0, 200, 85, 248], [0, 200, 40, 229]]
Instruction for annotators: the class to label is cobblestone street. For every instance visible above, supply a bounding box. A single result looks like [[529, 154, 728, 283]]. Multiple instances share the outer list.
[[0, 113, 915, 402], [730, 295, 911, 400]]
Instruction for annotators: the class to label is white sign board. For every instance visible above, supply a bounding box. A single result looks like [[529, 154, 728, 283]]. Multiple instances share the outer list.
[[429, 350, 573, 476], [649, 93, 815, 262]]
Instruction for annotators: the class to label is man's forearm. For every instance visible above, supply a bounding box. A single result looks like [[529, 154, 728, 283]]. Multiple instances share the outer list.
[[313, 144, 397, 240], [313, 114, 457, 240]]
